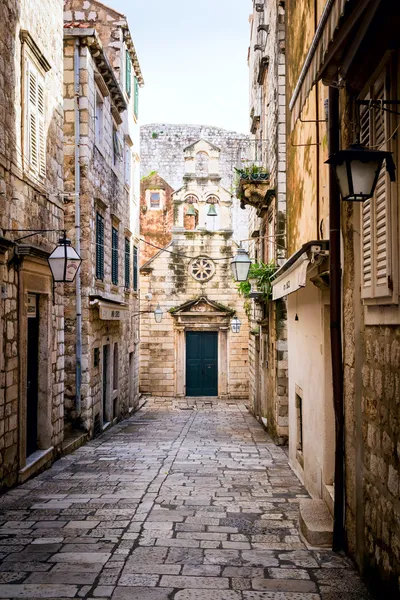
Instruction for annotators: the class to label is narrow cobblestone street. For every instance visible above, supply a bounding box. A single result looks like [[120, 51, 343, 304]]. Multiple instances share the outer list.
[[0, 398, 372, 599]]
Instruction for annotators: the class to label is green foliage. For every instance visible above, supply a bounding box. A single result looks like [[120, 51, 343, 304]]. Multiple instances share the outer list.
[[141, 170, 158, 181], [234, 165, 270, 183], [237, 261, 277, 303]]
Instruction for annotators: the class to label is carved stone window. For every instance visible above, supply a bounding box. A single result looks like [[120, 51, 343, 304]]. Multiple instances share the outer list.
[[190, 257, 215, 282]]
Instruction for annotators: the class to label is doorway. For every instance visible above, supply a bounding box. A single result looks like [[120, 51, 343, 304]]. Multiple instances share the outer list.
[[26, 297, 39, 457], [102, 344, 110, 423], [186, 331, 218, 396]]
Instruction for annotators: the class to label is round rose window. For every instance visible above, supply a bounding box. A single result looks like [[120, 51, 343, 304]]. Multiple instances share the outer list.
[[190, 257, 216, 282]]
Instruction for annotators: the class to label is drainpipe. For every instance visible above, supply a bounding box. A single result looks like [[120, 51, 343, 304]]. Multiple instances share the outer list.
[[74, 38, 82, 418], [328, 86, 345, 551]]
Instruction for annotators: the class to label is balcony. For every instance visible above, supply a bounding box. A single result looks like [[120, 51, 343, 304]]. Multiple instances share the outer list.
[[235, 166, 273, 213]]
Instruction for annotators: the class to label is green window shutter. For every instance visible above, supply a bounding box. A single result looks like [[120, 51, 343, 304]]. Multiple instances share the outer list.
[[133, 246, 138, 291], [126, 50, 132, 97], [112, 227, 119, 285], [125, 238, 130, 289], [96, 213, 104, 280], [134, 76, 139, 119]]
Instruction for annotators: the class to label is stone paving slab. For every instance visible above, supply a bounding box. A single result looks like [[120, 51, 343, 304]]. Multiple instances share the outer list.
[[0, 397, 374, 599]]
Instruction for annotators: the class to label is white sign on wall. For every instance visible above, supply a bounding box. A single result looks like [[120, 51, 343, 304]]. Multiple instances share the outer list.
[[27, 294, 37, 318]]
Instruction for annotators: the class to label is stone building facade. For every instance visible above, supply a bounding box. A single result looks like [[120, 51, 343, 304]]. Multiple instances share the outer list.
[[140, 173, 174, 266], [140, 124, 251, 245], [281, 0, 400, 595], [243, 0, 288, 445], [63, 0, 143, 436], [140, 140, 249, 399], [0, 0, 65, 486]]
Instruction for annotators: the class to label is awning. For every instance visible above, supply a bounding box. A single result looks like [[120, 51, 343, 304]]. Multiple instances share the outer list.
[[272, 253, 310, 301], [289, 0, 351, 129], [272, 240, 329, 300]]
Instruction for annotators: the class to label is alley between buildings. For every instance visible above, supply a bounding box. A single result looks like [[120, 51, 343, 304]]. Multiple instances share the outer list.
[[0, 398, 372, 600]]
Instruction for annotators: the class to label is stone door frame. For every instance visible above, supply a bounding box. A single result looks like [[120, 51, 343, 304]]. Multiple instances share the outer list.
[[174, 320, 230, 398], [18, 253, 53, 472]]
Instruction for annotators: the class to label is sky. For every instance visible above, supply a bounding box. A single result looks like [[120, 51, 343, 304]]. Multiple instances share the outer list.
[[111, 0, 252, 133]]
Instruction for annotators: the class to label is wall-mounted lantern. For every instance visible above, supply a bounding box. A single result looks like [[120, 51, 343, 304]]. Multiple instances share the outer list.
[[231, 316, 241, 334], [326, 142, 396, 201], [154, 304, 163, 323], [231, 247, 251, 282], [48, 233, 82, 283]]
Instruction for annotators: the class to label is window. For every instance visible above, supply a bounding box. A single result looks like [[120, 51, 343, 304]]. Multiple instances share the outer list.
[[95, 92, 104, 147], [360, 63, 398, 303], [125, 50, 132, 97], [113, 343, 119, 390], [112, 226, 119, 285], [134, 75, 139, 119], [267, 209, 274, 263], [113, 126, 123, 167], [125, 238, 130, 289], [124, 145, 131, 187], [96, 213, 104, 280], [150, 192, 160, 209], [296, 391, 304, 468], [133, 246, 138, 291], [25, 59, 46, 177]]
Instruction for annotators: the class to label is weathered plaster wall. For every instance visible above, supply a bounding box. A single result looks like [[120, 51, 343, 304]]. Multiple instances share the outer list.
[[140, 174, 174, 266], [140, 124, 251, 244], [0, 0, 64, 487]]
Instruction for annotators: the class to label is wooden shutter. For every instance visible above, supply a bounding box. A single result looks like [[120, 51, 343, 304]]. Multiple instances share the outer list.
[[134, 76, 139, 119], [126, 50, 132, 97], [125, 238, 130, 289], [26, 60, 46, 177], [361, 69, 393, 301], [112, 227, 119, 286], [133, 246, 138, 291], [96, 213, 104, 280]]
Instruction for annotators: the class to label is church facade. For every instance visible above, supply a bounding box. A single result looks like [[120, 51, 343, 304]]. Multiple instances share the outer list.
[[139, 140, 249, 398]]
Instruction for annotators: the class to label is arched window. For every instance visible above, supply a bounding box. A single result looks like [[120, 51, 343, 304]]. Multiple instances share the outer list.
[[195, 151, 209, 176]]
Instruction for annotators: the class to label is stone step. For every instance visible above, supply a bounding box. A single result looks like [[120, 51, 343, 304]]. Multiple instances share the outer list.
[[61, 430, 88, 456], [299, 498, 333, 547]]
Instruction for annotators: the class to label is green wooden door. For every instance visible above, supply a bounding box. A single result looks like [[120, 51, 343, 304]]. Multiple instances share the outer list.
[[186, 331, 218, 396]]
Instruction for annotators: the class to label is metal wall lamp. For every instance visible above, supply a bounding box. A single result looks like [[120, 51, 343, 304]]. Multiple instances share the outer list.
[[326, 142, 396, 201], [3, 228, 82, 283], [132, 304, 163, 323]]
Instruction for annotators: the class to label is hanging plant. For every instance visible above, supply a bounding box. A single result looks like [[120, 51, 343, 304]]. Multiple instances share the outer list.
[[237, 261, 277, 303]]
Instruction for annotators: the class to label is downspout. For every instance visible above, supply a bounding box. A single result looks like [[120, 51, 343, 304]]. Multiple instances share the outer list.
[[328, 86, 345, 551], [314, 0, 320, 239], [74, 38, 82, 418]]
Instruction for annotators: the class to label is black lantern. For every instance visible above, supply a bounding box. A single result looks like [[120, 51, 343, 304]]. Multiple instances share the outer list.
[[231, 316, 241, 334], [48, 233, 82, 283], [231, 247, 251, 282], [326, 143, 396, 201], [154, 304, 163, 323]]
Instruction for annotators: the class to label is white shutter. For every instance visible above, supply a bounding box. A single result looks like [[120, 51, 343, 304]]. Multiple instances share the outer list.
[[25, 60, 46, 178], [361, 70, 393, 301], [37, 76, 46, 177]]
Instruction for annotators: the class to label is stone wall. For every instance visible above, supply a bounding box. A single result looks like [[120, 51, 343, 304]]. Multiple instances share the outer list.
[[140, 124, 251, 244], [0, 0, 64, 486], [140, 232, 249, 399], [244, 0, 288, 444], [63, 9, 141, 435]]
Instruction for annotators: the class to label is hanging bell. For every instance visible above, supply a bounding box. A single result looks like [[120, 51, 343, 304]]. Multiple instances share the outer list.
[[207, 203, 218, 217], [186, 204, 197, 216]]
